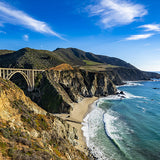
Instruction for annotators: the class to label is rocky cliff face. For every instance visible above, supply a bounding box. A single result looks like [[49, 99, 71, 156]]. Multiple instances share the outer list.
[[31, 69, 116, 113], [0, 78, 90, 160], [23, 69, 116, 114], [49, 69, 116, 101], [9, 66, 159, 115]]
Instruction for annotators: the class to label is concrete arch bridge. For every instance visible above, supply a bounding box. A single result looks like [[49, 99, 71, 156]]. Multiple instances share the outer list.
[[0, 68, 45, 91]]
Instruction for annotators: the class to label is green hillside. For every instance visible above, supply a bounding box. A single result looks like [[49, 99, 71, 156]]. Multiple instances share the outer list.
[[0, 50, 14, 55], [0, 48, 64, 69], [54, 48, 136, 69], [0, 47, 136, 69]]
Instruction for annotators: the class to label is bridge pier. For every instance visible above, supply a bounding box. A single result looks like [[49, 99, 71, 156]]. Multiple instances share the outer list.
[[0, 68, 45, 91]]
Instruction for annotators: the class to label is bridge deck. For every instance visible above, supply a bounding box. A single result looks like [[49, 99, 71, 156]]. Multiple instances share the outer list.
[[0, 68, 45, 72]]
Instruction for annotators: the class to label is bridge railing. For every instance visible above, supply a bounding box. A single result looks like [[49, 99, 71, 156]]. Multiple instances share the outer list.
[[0, 68, 45, 72]]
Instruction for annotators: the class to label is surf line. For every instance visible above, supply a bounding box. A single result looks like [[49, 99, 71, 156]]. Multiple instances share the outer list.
[[102, 111, 128, 159]]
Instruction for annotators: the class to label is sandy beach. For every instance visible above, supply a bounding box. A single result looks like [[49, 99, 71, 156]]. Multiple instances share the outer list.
[[56, 97, 98, 154]]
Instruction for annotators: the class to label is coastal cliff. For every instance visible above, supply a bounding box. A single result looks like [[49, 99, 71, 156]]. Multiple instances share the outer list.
[[0, 78, 91, 160], [0, 47, 160, 159], [26, 68, 116, 113], [106, 67, 160, 82], [48, 69, 116, 101], [10, 62, 159, 114]]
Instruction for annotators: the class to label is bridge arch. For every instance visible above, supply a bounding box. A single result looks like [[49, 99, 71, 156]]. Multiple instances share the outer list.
[[0, 68, 45, 91], [7, 71, 33, 91]]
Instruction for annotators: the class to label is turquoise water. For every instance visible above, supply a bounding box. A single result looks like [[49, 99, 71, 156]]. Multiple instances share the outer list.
[[82, 80, 160, 160]]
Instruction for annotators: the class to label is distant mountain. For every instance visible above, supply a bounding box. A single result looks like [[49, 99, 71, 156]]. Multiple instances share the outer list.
[[0, 47, 136, 69]]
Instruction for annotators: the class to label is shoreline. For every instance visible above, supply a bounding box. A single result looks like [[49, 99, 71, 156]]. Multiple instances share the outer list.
[[56, 96, 98, 154]]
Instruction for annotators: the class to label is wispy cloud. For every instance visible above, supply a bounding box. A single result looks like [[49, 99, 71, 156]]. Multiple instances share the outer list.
[[0, 30, 6, 34], [0, 2, 63, 39], [87, 0, 147, 28], [125, 33, 154, 40], [23, 34, 29, 41], [144, 43, 151, 46], [139, 24, 160, 32]]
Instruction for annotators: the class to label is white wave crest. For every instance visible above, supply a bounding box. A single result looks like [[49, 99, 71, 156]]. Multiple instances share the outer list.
[[103, 110, 133, 141], [82, 106, 109, 159], [117, 81, 144, 87], [123, 91, 145, 99], [81, 106, 104, 146], [97, 91, 145, 102]]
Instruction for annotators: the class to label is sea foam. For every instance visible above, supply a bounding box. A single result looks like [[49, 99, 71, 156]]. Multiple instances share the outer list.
[[82, 80, 160, 160], [82, 88, 144, 159], [82, 104, 108, 159], [117, 81, 144, 88]]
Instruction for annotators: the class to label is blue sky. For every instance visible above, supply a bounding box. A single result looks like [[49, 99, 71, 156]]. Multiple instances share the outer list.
[[0, 0, 160, 71]]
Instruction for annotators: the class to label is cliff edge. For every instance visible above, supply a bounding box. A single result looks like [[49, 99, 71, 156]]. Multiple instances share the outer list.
[[0, 78, 91, 160], [25, 68, 117, 114]]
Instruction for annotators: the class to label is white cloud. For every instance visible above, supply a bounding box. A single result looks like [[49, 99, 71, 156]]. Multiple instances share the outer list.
[[23, 34, 29, 41], [0, 2, 63, 39], [139, 24, 160, 32], [87, 0, 147, 28], [125, 34, 154, 40]]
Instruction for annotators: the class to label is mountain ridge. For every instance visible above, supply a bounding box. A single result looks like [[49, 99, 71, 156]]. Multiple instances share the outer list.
[[0, 47, 136, 69]]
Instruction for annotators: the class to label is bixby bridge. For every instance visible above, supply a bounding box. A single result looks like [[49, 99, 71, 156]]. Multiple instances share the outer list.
[[0, 68, 45, 91]]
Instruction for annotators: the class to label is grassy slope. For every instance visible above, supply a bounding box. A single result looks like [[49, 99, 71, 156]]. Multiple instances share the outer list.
[[83, 60, 103, 66], [81, 60, 119, 71], [80, 64, 119, 72]]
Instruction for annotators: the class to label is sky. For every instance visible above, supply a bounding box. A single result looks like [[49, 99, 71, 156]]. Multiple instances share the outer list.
[[0, 0, 160, 71]]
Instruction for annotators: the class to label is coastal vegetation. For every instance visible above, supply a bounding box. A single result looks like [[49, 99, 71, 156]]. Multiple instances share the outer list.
[[83, 60, 103, 66], [0, 78, 90, 160]]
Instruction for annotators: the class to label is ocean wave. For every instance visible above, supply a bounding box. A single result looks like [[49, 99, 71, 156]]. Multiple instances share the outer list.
[[117, 81, 144, 87], [103, 110, 134, 159], [82, 106, 109, 159], [82, 90, 144, 159], [82, 80, 160, 160], [97, 91, 145, 102], [123, 91, 145, 99], [82, 99, 134, 160], [81, 105, 104, 146], [103, 111, 122, 141], [103, 110, 134, 139]]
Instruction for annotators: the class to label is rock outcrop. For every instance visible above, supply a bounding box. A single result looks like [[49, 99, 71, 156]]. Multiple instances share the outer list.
[[0, 78, 90, 160], [28, 69, 116, 113], [8, 65, 160, 115]]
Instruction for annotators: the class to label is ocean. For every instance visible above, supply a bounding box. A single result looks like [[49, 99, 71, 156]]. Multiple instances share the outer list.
[[82, 80, 160, 160]]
